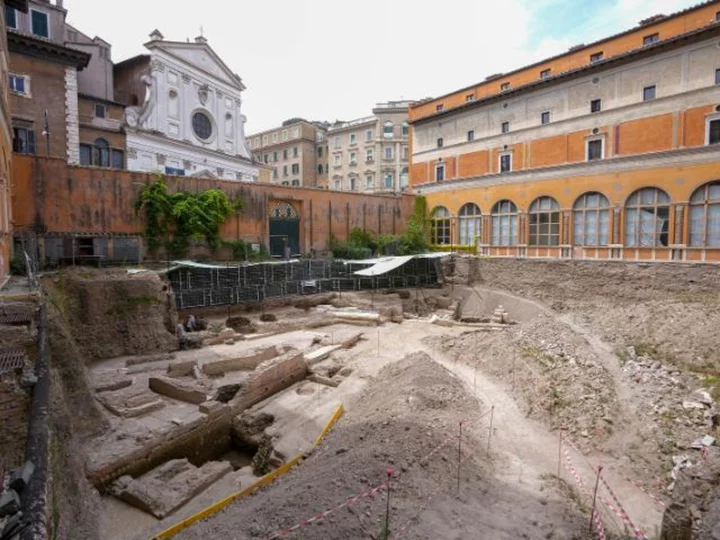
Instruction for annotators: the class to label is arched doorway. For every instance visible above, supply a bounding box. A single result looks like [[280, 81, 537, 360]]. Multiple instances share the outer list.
[[269, 201, 300, 257]]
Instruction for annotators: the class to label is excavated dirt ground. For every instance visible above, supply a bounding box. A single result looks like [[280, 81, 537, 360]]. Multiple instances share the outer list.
[[179, 353, 586, 540], [40, 259, 720, 540]]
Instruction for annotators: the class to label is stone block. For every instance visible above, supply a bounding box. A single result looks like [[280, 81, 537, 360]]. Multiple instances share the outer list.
[[0, 490, 20, 517], [201, 345, 280, 377], [109, 459, 232, 518], [198, 400, 229, 416], [232, 350, 307, 410], [94, 376, 133, 393], [304, 345, 342, 366], [149, 376, 208, 405], [97, 390, 166, 418], [308, 373, 340, 388], [167, 360, 196, 378]]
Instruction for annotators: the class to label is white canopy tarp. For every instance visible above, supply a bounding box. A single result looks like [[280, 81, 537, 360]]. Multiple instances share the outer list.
[[352, 256, 414, 277]]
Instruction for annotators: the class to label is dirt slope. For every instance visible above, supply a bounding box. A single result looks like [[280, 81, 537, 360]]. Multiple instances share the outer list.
[[179, 352, 586, 540]]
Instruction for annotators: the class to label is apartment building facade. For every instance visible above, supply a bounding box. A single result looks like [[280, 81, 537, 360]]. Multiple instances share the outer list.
[[248, 118, 328, 187], [327, 101, 411, 194], [1, 0, 27, 279], [409, 1, 720, 263]]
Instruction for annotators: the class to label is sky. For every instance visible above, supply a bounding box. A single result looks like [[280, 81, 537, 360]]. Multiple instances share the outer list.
[[64, 0, 701, 134]]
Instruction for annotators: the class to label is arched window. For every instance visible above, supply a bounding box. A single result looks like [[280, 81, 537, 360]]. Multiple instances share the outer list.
[[430, 206, 451, 245], [689, 181, 720, 247], [573, 192, 610, 246], [383, 121, 394, 139], [402, 121, 409, 138], [491, 200, 518, 246], [400, 166, 408, 188], [624, 188, 670, 247], [93, 138, 109, 167], [225, 113, 234, 138], [458, 203, 481, 246], [528, 196, 560, 246]]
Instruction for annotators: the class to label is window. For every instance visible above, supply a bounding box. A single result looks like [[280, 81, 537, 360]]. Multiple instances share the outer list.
[[8, 74, 26, 95], [317, 146, 323, 158], [383, 122, 393, 139], [573, 192, 610, 246], [437, 137, 444, 148], [333, 136, 340, 148], [430, 207, 451, 245], [365, 129, 373, 141], [436, 104, 444, 112], [349, 152, 357, 164], [13, 127, 35, 154], [293, 146, 298, 158], [402, 122, 409, 138], [384, 172, 393, 189], [282, 130, 288, 141], [402, 146, 409, 160], [689, 182, 720, 247], [334, 154, 341, 166], [491, 200, 518, 246], [164, 166, 185, 176], [591, 99, 602, 113], [334, 179, 341, 190], [79, 138, 113, 168], [528, 196, 560, 246], [350, 177, 356, 191], [587, 138, 603, 161], [435, 163, 445, 182], [111, 149, 124, 169], [541, 111, 550, 125], [365, 174, 374, 189], [384, 147, 393, 160], [263, 154, 269, 164], [292, 163, 299, 174], [590, 52, 603, 63], [643, 85, 656, 101], [5, 7, 17, 29], [365, 148, 374, 162], [624, 188, 670, 247], [458, 203, 481, 246], [350, 133, 357, 145], [283, 149, 288, 159], [192, 112, 212, 140], [643, 33, 659, 46], [500, 82, 510, 91], [499, 153, 512, 173], [292, 127, 300, 138], [540, 69, 551, 80], [708, 118, 720, 145], [400, 167, 408, 187], [466, 94, 475, 102], [273, 151, 278, 161], [30, 10, 49, 38], [262, 134, 269, 144], [501, 122, 509, 134], [716, 69, 720, 85], [282, 181, 289, 186], [467, 130, 475, 141], [272, 132, 278, 143], [292, 180, 300, 187], [273, 168, 278, 179]]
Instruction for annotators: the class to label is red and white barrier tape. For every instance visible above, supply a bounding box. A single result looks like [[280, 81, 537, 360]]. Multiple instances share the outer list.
[[597, 474, 646, 540], [592, 509, 607, 540], [264, 480, 392, 539]]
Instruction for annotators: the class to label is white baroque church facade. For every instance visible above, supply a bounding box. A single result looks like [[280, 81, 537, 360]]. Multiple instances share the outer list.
[[114, 31, 258, 181]]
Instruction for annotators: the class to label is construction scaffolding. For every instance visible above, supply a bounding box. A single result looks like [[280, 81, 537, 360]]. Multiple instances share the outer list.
[[164, 255, 445, 310]]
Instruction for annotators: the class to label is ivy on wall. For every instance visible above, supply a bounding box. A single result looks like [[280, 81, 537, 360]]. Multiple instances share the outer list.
[[134, 175, 243, 257]]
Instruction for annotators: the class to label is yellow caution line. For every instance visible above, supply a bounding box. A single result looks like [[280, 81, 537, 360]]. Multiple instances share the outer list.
[[151, 404, 345, 539]]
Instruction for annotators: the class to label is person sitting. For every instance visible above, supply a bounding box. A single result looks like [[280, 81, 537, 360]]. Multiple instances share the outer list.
[[186, 314, 197, 332]]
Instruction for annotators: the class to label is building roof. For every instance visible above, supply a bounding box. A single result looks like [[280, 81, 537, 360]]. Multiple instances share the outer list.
[[410, 0, 720, 120], [113, 54, 151, 72], [78, 92, 126, 107], [6, 0, 28, 12], [410, 21, 720, 125], [7, 30, 90, 69]]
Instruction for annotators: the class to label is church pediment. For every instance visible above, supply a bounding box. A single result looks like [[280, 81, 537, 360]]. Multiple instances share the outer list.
[[147, 40, 244, 90]]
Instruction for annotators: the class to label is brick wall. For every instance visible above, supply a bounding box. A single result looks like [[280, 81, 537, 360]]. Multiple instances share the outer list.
[[8, 52, 67, 159], [11, 155, 416, 255]]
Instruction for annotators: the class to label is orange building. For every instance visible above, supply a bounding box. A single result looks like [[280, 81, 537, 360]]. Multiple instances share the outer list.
[[409, 1, 720, 263], [1, 0, 28, 280]]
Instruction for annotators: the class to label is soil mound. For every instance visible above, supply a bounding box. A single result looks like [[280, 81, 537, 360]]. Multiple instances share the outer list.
[[179, 352, 584, 540], [44, 269, 176, 361]]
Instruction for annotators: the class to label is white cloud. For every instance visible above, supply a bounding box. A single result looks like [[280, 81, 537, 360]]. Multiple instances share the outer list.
[[63, 0, 700, 133]]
